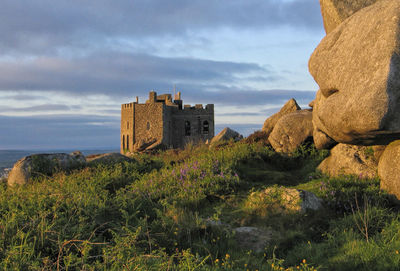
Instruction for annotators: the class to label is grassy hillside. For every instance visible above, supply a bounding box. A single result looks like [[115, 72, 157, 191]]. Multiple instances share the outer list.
[[1, 141, 399, 270]]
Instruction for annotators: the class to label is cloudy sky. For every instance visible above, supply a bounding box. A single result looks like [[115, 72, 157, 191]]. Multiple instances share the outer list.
[[0, 0, 325, 150]]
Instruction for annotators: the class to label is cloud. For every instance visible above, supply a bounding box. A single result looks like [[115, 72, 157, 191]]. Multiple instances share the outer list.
[[3, 94, 48, 101], [219, 112, 262, 117], [0, 0, 322, 55], [0, 0, 322, 150], [0, 49, 317, 108], [0, 51, 272, 96], [181, 89, 316, 106], [0, 114, 119, 149], [0, 113, 265, 150], [0, 104, 72, 113]]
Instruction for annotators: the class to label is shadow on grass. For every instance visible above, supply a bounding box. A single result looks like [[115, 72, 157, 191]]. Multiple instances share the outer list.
[[235, 145, 328, 190]]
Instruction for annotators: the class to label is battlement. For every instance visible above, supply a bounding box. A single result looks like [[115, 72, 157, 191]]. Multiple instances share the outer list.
[[122, 103, 134, 109], [181, 104, 214, 112]]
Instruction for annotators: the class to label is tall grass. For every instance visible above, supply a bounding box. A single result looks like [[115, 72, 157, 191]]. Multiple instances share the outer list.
[[0, 141, 398, 270]]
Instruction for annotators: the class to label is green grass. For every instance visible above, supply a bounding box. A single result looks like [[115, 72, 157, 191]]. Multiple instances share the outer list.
[[0, 141, 399, 270]]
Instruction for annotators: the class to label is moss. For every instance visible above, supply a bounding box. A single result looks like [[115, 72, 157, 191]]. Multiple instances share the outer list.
[[29, 155, 58, 177]]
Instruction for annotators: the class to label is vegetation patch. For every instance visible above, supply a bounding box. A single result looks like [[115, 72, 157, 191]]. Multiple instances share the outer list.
[[0, 142, 399, 270]]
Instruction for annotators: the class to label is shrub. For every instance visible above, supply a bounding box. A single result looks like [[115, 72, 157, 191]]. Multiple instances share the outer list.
[[244, 130, 270, 145]]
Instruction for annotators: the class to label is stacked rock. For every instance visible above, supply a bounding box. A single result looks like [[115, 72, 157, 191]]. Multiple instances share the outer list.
[[310, 0, 400, 199]]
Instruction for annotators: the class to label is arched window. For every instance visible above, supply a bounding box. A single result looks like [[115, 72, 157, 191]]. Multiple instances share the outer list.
[[147, 122, 151, 130], [127, 135, 130, 150], [185, 121, 191, 136], [122, 135, 125, 150], [127, 121, 129, 129], [203, 121, 209, 134]]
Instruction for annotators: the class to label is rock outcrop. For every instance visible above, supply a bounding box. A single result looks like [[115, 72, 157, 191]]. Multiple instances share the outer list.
[[133, 138, 159, 152], [268, 110, 313, 154], [7, 152, 86, 186], [234, 227, 274, 253], [318, 144, 380, 178], [86, 153, 133, 165], [262, 99, 301, 136], [378, 140, 400, 200], [319, 0, 382, 34], [244, 130, 270, 145], [245, 187, 322, 217], [210, 127, 242, 146], [310, 0, 400, 148]]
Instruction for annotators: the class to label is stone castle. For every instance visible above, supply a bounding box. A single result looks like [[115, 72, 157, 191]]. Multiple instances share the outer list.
[[121, 91, 214, 153]]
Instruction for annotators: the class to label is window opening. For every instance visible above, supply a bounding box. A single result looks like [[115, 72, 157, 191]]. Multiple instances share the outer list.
[[203, 121, 209, 134], [185, 121, 191, 136], [127, 135, 130, 150]]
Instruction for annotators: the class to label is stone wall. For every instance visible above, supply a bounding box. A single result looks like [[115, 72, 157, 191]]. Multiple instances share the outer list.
[[170, 104, 214, 148], [120, 103, 135, 153], [134, 103, 164, 148]]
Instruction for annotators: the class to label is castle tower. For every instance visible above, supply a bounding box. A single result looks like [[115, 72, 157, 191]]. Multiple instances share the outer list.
[[121, 90, 214, 153]]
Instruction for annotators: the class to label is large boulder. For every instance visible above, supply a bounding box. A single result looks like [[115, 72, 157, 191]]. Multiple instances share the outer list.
[[7, 152, 86, 186], [313, 113, 337, 149], [378, 140, 400, 200], [86, 153, 133, 165], [268, 110, 313, 154], [310, 0, 400, 148], [210, 127, 242, 146], [262, 99, 301, 136], [245, 187, 322, 217], [319, 0, 382, 34], [318, 144, 380, 178]]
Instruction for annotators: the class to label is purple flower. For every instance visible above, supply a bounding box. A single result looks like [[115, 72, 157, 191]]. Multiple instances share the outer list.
[[192, 161, 199, 170], [180, 168, 188, 178]]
